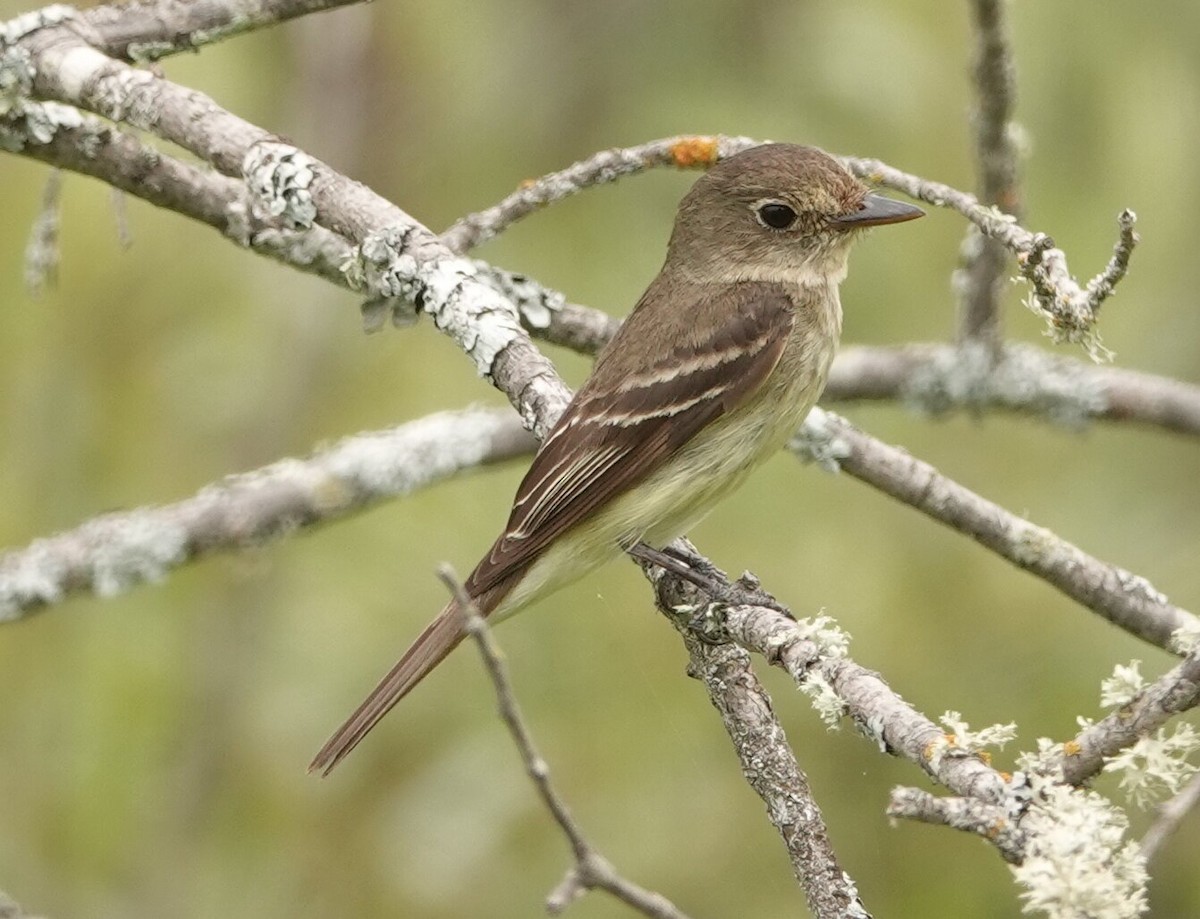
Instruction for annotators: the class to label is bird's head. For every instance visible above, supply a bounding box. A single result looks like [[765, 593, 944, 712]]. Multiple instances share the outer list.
[[667, 143, 923, 287]]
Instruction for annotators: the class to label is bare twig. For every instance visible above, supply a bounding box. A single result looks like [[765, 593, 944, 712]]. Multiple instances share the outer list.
[[1086, 209, 1139, 314], [792, 408, 1198, 651], [1140, 770, 1200, 864], [439, 130, 1136, 353], [436, 566, 695, 919], [956, 0, 1022, 347], [72, 0, 366, 62], [22, 167, 62, 295], [440, 135, 757, 253]]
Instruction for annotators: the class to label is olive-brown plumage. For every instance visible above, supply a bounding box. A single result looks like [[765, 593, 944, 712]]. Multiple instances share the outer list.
[[311, 144, 922, 774]]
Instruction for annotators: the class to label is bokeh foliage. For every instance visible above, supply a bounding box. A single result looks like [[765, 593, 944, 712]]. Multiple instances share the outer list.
[[1, 1, 1198, 916]]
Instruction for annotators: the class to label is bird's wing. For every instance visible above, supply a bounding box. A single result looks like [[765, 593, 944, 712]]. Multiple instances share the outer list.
[[309, 286, 796, 775], [467, 285, 795, 599]]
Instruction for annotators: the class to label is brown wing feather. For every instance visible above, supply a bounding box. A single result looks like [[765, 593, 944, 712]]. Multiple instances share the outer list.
[[467, 283, 796, 598]]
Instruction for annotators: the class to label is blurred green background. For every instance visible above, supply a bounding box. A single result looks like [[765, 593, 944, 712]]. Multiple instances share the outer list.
[[1, 1, 1198, 916]]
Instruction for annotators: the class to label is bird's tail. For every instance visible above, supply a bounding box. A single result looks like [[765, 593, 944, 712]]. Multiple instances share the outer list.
[[309, 599, 466, 776]]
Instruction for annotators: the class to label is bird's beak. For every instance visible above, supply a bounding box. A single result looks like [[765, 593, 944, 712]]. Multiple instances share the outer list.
[[831, 194, 924, 228]]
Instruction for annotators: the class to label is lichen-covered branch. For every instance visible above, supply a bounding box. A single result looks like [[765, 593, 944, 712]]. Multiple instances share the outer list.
[[824, 342, 1200, 436], [887, 787, 1025, 863], [11, 27, 572, 436], [4, 83, 1175, 440], [638, 551, 874, 919], [792, 408, 1198, 651], [0, 409, 532, 621], [1061, 653, 1200, 786], [842, 155, 1136, 357], [51, 0, 364, 63]]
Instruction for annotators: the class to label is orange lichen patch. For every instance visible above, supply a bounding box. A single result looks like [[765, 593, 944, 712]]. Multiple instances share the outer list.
[[1063, 739, 1082, 756], [999, 771, 1013, 782], [518, 178, 537, 190], [986, 820, 1006, 840], [978, 751, 993, 766], [670, 137, 720, 168]]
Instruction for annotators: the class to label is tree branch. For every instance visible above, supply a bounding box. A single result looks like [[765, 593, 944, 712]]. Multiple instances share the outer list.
[[0, 409, 532, 621], [1061, 652, 1200, 786], [887, 786, 1025, 863], [825, 342, 1200, 436], [439, 567, 695, 919], [956, 0, 1022, 348], [1140, 770, 1200, 865], [793, 408, 1198, 652], [64, 0, 364, 62], [636, 549, 873, 919]]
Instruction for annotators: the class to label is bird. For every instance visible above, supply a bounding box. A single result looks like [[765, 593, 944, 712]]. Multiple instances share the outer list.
[[311, 143, 923, 775]]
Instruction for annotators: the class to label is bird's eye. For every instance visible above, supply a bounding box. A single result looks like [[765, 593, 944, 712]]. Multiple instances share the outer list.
[[755, 201, 798, 230]]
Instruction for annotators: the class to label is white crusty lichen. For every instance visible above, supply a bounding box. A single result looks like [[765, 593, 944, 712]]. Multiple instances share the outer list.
[[925, 711, 1018, 769], [243, 143, 317, 229], [1009, 743, 1148, 919], [800, 671, 846, 727], [0, 510, 188, 620], [0, 44, 34, 117], [792, 613, 850, 659], [789, 408, 851, 473], [1168, 620, 1200, 656], [321, 408, 518, 498], [0, 99, 86, 152], [346, 226, 524, 377], [1103, 724, 1199, 809], [1099, 660, 1145, 709], [472, 261, 566, 330], [0, 4, 77, 45], [902, 341, 1108, 428]]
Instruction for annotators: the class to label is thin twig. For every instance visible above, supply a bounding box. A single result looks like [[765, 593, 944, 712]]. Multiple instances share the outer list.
[[792, 408, 1198, 651], [956, 0, 1022, 347], [1061, 653, 1200, 786], [22, 167, 62, 296], [436, 566, 695, 919], [440, 135, 757, 253], [1086, 209, 1139, 314], [887, 787, 1025, 863], [1140, 770, 1200, 864], [841, 156, 1137, 355], [437, 130, 1135, 352]]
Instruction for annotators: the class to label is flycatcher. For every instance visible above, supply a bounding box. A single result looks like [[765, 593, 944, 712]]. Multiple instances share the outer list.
[[311, 143, 922, 774]]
